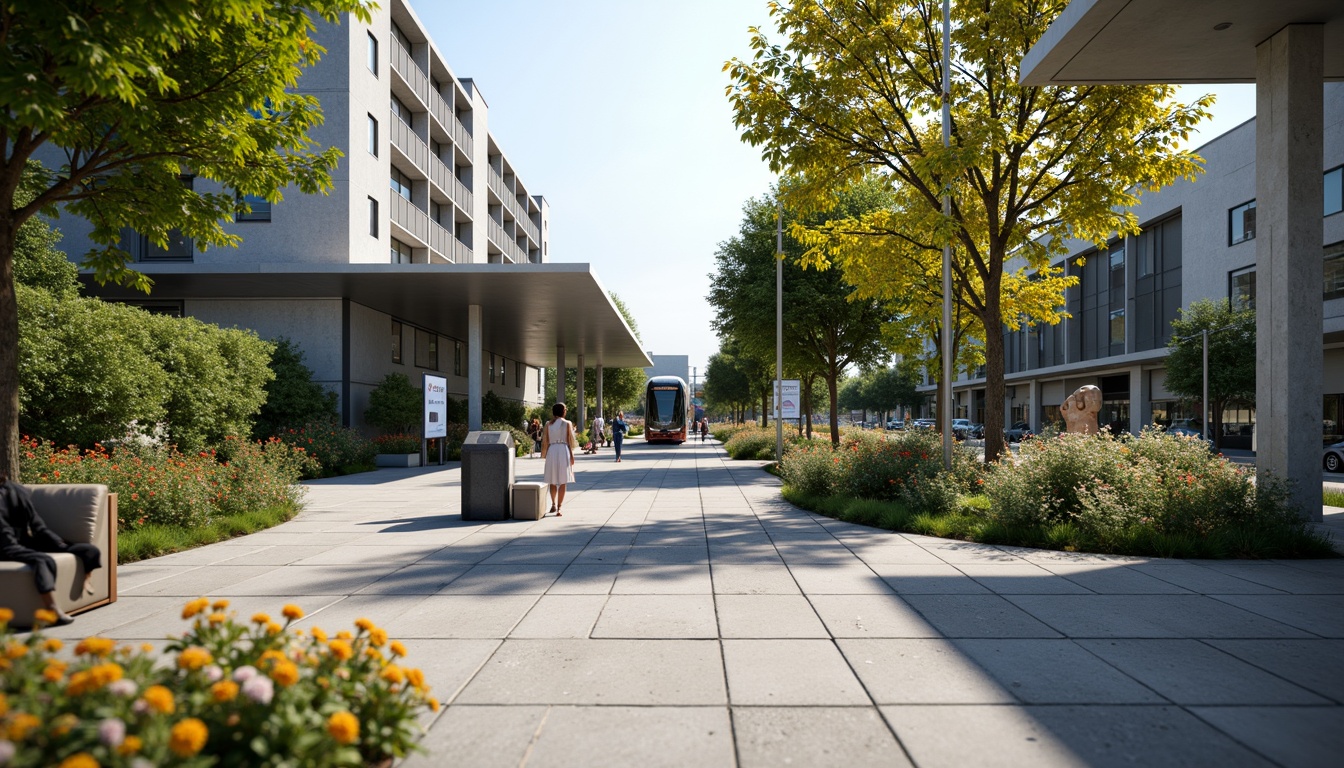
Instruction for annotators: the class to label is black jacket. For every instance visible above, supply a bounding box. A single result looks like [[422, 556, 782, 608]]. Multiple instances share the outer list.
[[0, 480, 67, 554]]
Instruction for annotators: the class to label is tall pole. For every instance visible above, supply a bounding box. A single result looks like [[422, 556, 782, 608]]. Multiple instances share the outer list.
[[776, 195, 784, 464], [940, 0, 953, 470], [1202, 329, 1210, 442]]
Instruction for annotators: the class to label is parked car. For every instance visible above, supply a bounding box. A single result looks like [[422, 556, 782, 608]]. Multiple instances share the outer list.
[[968, 423, 985, 439], [1004, 421, 1034, 442], [951, 419, 972, 439], [1325, 441, 1344, 473], [911, 419, 937, 430], [886, 419, 905, 430]]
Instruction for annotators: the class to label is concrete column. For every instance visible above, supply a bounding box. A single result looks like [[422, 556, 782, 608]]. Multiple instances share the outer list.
[[1129, 367, 1148, 437], [575, 354, 586, 430], [555, 344, 565, 406], [1026, 380, 1038, 431], [596, 364, 604, 420], [468, 304, 482, 431], [1256, 24, 1324, 522]]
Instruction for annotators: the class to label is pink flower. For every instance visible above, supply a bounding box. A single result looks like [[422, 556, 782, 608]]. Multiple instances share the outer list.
[[98, 718, 126, 747], [242, 675, 274, 704], [205, 665, 224, 682], [233, 665, 259, 683], [108, 679, 138, 698]]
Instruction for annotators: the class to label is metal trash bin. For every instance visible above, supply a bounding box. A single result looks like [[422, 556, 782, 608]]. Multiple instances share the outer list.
[[461, 430, 515, 521]]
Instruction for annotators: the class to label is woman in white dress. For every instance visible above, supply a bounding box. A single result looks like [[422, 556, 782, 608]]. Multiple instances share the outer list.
[[540, 402, 578, 516]]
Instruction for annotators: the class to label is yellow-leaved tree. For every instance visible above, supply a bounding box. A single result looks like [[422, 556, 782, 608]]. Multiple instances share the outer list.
[[725, 0, 1210, 461]]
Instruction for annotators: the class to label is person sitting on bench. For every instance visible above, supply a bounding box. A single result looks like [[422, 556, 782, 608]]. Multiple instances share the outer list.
[[0, 475, 102, 626]]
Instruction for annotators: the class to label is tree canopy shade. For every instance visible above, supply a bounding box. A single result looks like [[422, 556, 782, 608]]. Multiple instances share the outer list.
[[1164, 299, 1255, 451], [708, 185, 892, 444], [725, 0, 1210, 461], [0, 0, 372, 479]]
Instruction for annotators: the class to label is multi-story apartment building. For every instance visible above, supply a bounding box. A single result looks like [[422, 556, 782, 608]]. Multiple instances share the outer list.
[[49, 0, 648, 430], [927, 83, 1344, 452]]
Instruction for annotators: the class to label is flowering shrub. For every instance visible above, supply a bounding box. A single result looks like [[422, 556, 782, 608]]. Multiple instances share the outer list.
[[780, 429, 981, 514], [482, 422, 533, 458], [0, 601, 438, 767], [19, 436, 316, 532], [723, 427, 778, 459], [275, 421, 376, 478], [984, 428, 1306, 546], [372, 433, 422, 455]]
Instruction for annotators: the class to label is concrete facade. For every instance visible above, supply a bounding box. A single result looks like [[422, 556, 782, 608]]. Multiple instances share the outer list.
[[41, 0, 596, 430], [929, 84, 1344, 484], [644, 355, 691, 384]]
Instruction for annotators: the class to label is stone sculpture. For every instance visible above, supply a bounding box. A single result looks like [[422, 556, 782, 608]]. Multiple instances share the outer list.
[[1059, 384, 1102, 435]]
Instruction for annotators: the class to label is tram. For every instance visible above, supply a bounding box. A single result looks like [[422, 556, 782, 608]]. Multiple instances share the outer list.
[[644, 376, 690, 443]]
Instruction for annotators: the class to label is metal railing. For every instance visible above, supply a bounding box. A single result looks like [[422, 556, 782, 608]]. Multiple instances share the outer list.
[[486, 217, 525, 263], [428, 89, 474, 158], [391, 194, 428, 246], [389, 37, 427, 105], [487, 165, 505, 199], [428, 220, 455, 263], [389, 110, 428, 174]]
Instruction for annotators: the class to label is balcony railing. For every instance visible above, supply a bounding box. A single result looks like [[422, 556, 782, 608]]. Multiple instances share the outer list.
[[487, 218, 525, 263], [389, 111, 428, 175], [389, 37, 427, 106], [428, 89, 474, 158], [452, 173, 473, 213], [428, 220, 457, 263], [426, 154, 473, 216], [487, 165, 505, 199], [391, 194, 428, 246]]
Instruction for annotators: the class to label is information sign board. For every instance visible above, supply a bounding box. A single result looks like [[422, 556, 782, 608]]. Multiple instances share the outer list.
[[423, 374, 448, 439]]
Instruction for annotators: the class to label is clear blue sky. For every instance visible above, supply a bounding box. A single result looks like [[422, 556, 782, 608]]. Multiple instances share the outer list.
[[414, 1, 1257, 380]]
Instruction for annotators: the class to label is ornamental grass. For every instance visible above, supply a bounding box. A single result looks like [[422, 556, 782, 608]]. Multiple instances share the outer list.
[[0, 601, 438, 767]]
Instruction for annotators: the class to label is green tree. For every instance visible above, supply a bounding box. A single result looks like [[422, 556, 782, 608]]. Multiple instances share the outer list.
[[13, 162, 78, 298], [726, 0, 1209, 461], [704, 348, 755, 424], [709, 185, 892, 444], [364, 373, 422, 435], [1164, 299, 1255, 450], [146, 314, 274, 451], [17, 284, 168, 447], [0, 0, 371, 479], [543, 291, 646, 417], [254, 338, 339, 439]]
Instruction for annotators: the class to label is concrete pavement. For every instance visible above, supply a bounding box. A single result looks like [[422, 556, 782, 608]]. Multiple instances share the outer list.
[[50, 437, 1344, 767]]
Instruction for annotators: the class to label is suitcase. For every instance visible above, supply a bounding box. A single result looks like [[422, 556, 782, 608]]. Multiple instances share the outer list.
[[511, 481, 548, 520]]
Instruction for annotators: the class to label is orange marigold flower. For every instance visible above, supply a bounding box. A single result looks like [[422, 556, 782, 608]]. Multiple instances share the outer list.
[[390, 640, 407, 658], [281, 604, 304, 620], [143, 685, 176, 714], [265, 621, 282, 635], [0, 607, 12, 625], [405, 667, 426, 691], [7, 713, 41, 741], [311, 627, 329, 643], [211, 599, 230, 610], [44, 638, 64, 652], [207, 612, 227, 626], [169, 718, 209, 757], [3, 641, 27, 660], [354, 618, 374, 631], [57, 753, 98, 768], [369, 627, 388, 647], [118, 735, 144, 756], [211, 680, 239, 703], [270, 661, 300, 687], [327, 711, 360, 745], [42, 660, 68, 682], [328, 640, 353, 661], [336, 630, 353, 640], [182, 598, 210, 620], [252, 613, 271, 625], [177, 646, 213, 671], [379, 664, 405, 685], [428, 697, 441, 712], [33, 609, 57, 627], [75, 637, 116, 657]]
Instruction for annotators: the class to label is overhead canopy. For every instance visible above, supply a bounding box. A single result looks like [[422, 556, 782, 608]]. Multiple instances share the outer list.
[[1020, 0, 1344, 85], [83, 262, 652, 370]]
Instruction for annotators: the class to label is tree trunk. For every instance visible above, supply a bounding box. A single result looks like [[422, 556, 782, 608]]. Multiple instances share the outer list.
[[0, 220, 19, 481], [981, 280, 1007, 463], [827, 365, 840, 448]]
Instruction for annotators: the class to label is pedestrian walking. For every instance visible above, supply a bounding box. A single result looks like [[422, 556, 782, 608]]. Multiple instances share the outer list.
[[700, 419, 708, 442], [527, 417, 543, 458], [591, 413, 606, 452], [611, 411, 628, 462], [541, 403, 577, 516]]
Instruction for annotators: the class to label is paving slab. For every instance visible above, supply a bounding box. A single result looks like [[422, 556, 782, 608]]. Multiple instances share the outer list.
[[526, 706, 735, 768], [902, 595, 1064, 638], [807, 594, 942, 638], [709, 563, 801, 594], [838, 638, 1015, 704], [402, 705, 546, 768], [715, 594, 829, 638], [1077, 639, 1330, 704], [510, 595, 607, 638], [722, 639, 869, 706], [733, 706, 910, 768], [591, 594, 717, 638], [1205, 638, 1344, 702], [1007, 594, 1317, 638], [1189, 706, 1344, 768]]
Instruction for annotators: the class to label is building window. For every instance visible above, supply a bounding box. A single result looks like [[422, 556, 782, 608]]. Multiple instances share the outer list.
[[500, 357, 506, 386], [367, 32, 378, 76], [390, 95, 413, 127], [391, 321, 402, 364], [515, 362, 522, 388], [390, 168, 413, 201], [368, 114, 378, 156], [1229, 200, 1256, 245], [1324, 242, 1344, 301], [1109, 309, 1125, 348], [1230, 267, 1256, 310], [537, 367, 543, 394], [454, 341, 462, 376], [235, 193, 271, 222], [368, 197, 378, 238], [489, 353, 496, 383], [414, 328, 438, 370], [390, 237, 412, 264], [1327, 166, 1343, 217]]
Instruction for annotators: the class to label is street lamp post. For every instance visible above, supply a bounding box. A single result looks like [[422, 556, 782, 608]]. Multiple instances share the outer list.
[[776, 195, 784, 464], [940, 0, 953, 470]]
